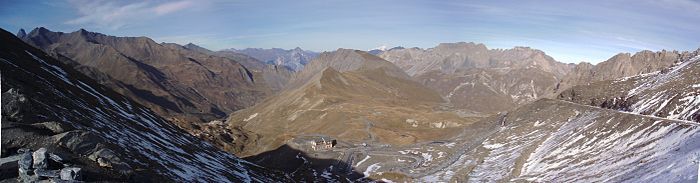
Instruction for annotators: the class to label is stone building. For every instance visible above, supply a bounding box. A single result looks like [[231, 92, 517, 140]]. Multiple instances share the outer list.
[[310, 138, 336, 151]]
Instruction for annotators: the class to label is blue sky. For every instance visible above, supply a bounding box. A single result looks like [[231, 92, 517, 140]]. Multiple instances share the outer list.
[[1, 0, 699, 63]]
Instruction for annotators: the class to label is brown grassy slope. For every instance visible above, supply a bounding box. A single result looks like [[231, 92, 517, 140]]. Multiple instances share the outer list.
[[226, 50, 475, 157]]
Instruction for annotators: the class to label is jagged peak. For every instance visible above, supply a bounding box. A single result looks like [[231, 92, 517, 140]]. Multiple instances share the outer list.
[[183, 42, 205, 49], [605, 49, 688, 62], [27, 26, 54, 36], [16, 28, 26, 38], [35, 26, 50, 32]]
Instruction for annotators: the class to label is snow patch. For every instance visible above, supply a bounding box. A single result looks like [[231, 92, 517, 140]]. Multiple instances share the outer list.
[[363, 163, 381, 178], [243, 113, 258, 121], [355, 155, 371, 167], [483, 143, 505, 149]]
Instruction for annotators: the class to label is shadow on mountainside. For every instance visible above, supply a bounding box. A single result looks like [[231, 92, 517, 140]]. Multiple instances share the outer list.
[[244, 144, 375, 182]]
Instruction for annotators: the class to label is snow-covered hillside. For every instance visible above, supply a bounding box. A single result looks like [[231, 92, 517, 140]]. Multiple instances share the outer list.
[[560, 50, 700, 122], [410, 99, 700, 182]]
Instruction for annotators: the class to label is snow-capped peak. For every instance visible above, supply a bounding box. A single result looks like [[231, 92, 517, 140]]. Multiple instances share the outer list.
[[370, 45, 389, 51]]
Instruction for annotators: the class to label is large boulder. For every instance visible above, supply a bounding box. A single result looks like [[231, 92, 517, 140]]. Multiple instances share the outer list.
[[53, 131, 105, 155], [18, 151, 33, 170], [60, 167, 82, 181], [48, 153, 66, 164], [31, 121, 74, 134], [34, 168, 60, 178], [19, 167, 38, 182], [32, 148, 48, 169], [1, 88, 31, 122], [89, 148, 132, 174], [87, 148, 116, 162]]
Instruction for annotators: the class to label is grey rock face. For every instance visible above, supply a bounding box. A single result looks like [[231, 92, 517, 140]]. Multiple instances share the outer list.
[[32, 121, 74, 134], [48, 153, 65, 163], [19, 152, 33, 170], [1, 88, 31, 122], [97, 158, 111, 168], [87, 148, 116, 162], [17, 148, 31, 154], [33, 148, 48, 169], [34, 168, 60, 178], [60, 167, 82, 181], [19, 167, 38, 182], [53, 131, 105, 155]]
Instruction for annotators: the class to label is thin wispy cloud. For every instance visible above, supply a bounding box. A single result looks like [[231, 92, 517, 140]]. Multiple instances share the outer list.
[[65, 0, 195, 30], [225, 32, 289, 40], [155, 32, 289, 51], [154, 1, 194, 15]]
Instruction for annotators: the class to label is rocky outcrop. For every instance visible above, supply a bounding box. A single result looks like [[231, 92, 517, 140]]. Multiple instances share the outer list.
[[1, 88, 31, 122], [13, 148, 84, 182]]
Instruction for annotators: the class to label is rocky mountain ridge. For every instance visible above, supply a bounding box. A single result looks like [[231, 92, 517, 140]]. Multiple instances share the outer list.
[[19, 27, 276, 127], [1, 28, 291, 182], [378, 42, 573, 115], [378, 42, 574, 77], [555, 49, 695, 93], [559, 49, 700, 122]]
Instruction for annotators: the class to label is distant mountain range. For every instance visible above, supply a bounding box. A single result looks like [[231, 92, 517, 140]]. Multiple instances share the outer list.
[[368, 46, 404, 55], [221, 47, 319, 71]]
